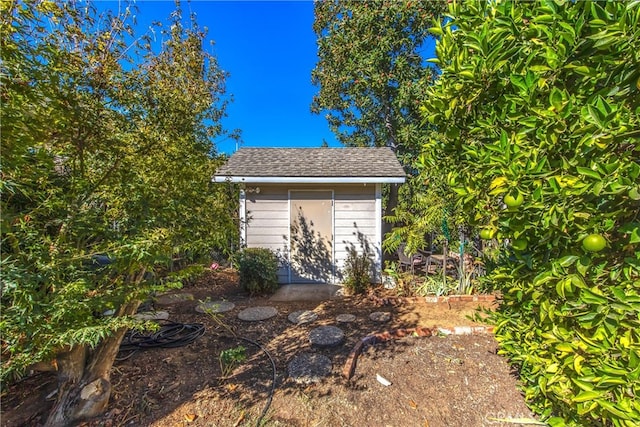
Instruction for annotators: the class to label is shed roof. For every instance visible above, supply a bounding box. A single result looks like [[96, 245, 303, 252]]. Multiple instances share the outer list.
[[213, 147, 406, 184]]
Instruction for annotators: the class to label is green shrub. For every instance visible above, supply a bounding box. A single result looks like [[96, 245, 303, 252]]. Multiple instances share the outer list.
[[236, 248, 279, 295], [219, 345, 246, 379], [383, 261, 415, 297], [414, 274, 458, 297], [343, 247, 372, 295]]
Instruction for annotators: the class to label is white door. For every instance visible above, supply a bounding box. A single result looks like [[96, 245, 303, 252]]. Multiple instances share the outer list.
[[289, 190, 334, 283]]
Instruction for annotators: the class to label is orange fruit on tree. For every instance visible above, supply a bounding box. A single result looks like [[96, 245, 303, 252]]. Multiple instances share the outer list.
[[582, 233, 606, 252], [504, 192, 524, 209], [511, 238, 528, 251], [479, 228, 495, 239]]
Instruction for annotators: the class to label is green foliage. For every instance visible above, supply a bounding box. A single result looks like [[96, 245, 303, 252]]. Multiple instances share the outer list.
[[454, 262, 476, 295], [383, 261, 420, 296], [384, 261, 477, 297], [343, 247, 372, 295], [421, 1, 640, 425], [219, 345, 246, 379], [236, 248, 279, 295], [199, 298, 236, 337], [312, 0, 445, 159], [0, 0, 238, 386], [312, 1, 450, 239], [384, 167, 465, 255], [414, 274, 458, 298]]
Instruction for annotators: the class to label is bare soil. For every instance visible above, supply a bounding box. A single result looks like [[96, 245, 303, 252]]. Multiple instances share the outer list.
[[2, 269, 538, 427]]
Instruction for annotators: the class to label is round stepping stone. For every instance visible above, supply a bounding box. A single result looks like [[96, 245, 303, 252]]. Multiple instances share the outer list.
[[309, 326, 345, 347], [288, 352, 332, 384], [238, 306, 278, 321], [154, 293, 194, 305], [196, 300, 235, 314], [369, 312, 391, 322], [288, 310, 318, 325], [134, 311, 169, 321], [336, 314, 356, 323]]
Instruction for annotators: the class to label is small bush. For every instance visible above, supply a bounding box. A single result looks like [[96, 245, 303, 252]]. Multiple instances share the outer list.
[[414, 274, 458, 297], [383, 261, 416, 296], [343, 247, 372, 295], [219, 346, 246, 379], [236, 248, 279, 295]]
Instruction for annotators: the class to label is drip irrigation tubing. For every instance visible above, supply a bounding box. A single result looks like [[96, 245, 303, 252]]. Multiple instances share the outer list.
[[117, 321, 205, 360], [238, 336, 277, 427]]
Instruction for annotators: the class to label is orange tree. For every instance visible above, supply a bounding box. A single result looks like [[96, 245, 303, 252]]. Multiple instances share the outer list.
[[1, 1, 238, 424], [417, 1, 639, 425]]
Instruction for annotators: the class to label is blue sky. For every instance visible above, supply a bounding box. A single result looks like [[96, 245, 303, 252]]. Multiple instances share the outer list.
[[102, 0, 342, 155]]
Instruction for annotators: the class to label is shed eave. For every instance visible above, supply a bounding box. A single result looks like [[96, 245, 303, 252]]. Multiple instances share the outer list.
[[212, 176, 406, 184]]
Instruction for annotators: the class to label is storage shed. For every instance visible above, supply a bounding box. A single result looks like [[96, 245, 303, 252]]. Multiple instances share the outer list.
[[213, 147, 406, 285]]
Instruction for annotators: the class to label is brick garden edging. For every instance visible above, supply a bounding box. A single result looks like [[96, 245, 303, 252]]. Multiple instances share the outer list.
[[422, 294, 497, 304], [367, 293, 498, 307], [342, 324, 495, 380]]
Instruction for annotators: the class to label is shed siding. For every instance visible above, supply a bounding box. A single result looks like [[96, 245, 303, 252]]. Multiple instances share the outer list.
[[244, 186, 290, 283], [334, 186, 378, 282], [243, 184, 380, 284]]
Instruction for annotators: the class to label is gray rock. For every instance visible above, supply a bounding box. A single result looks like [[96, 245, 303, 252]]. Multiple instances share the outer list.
[[336, 314, 356, 323], [369, 312, 391, 322], [134, 311, 169, 321]]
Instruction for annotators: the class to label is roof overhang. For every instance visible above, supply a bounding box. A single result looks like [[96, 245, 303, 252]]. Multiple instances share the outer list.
[[212, 176, 406, 184]]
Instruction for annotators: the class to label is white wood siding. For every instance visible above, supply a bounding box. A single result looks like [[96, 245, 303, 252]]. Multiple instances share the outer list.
[[333, 185, 379, 283], [244, 186, 290, 283]]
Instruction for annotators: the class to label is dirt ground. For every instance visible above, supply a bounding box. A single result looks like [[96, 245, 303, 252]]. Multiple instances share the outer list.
[[2, 269, 539, 427]]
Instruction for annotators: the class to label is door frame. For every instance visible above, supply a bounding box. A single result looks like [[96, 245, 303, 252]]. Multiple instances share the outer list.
[[287, 189, 335, 284]]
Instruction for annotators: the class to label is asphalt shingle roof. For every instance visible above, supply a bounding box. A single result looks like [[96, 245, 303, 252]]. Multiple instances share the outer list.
[[215, 147, 406, 178]]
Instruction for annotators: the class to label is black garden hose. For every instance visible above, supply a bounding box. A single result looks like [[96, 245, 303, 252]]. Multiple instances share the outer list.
[[117, 321, 205, 360]]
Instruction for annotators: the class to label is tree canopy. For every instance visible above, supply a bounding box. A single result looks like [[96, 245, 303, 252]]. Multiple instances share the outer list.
[[1, 1, 238, 423], [312, 1, 456, 253], [311, 0, 445, 162]]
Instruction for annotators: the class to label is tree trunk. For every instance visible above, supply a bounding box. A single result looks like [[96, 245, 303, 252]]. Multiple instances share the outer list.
[[45, 299, 140, 426], [385, 183, 399, 219]]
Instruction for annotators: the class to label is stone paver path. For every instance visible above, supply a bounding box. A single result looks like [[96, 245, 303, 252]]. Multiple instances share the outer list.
[[238, 306, 278, 321], [288, 310, 318, 325], [369, 311, 391, 322], [288, 352, 333, 384], [309, 325, 345, 347], [336, 314, 356, 323], [196, 300, 235, 314]]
